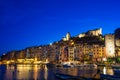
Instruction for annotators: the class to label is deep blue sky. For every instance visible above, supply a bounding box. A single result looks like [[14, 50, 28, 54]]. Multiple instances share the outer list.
[[0, 0, 120, 55]]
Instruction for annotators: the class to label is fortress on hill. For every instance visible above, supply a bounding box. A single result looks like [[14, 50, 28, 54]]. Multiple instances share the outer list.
[[63, 28, 102, 41]]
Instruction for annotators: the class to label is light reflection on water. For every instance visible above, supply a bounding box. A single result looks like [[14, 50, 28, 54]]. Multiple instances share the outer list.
[[0, 64, 114, 80], [44, 65, 48, 80], [103, 67, 113, 75], [103, 67, 106, 74], [1, 64, 52, 80], [33, 65, 38, 80]]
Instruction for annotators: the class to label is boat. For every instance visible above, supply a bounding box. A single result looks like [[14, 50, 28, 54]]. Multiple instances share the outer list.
[[55, 64, 63, 67], [111, 64, 120, 69], [100, 74, 120, 80], [62, 62, 97, 68], [84, 64, 97, 67], [74, 63, 97, 68], [62, 64, 74, 68], [61, 62, 74, 68]]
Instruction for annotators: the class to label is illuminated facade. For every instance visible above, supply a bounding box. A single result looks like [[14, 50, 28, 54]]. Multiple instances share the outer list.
[[74, 44, 83, 62], [59, 46, 68, 63], [68, 47, 74, 62], [105, 34, 115, 57], [92, 45, 106, 62], [59, 44, 105, 63], [81, 44, 105, 63]]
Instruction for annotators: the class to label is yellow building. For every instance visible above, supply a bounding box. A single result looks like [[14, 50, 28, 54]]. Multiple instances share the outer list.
[[80, 44, 105, 63], [92, 45, 106, 62]]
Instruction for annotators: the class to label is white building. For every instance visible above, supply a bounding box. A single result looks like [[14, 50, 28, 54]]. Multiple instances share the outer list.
[[105, 34, 115, 57]]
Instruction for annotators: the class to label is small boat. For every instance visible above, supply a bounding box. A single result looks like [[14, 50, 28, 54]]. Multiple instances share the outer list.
[[84, 64, 97, 67], [55, 64, 62, 67], [75, 64, 97, 68], [100, 74, 120, 80], [62, 64, 74, 68], [111, 64, 120, 69]]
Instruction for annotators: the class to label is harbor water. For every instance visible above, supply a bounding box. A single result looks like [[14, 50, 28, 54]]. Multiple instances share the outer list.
[[0, 64, 114, 80]]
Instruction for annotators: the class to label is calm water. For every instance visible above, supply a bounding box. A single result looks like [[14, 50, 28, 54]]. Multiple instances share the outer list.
[[0, 64, 114, 80]]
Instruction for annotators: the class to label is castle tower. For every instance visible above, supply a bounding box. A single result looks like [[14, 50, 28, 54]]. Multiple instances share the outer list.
[[105, 34, 115, 57], [66, 32, 71, 41], [62, 32, 71, 41]]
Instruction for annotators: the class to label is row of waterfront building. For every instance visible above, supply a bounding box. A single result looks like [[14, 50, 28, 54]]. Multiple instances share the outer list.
[[1, 28, 120, 64]]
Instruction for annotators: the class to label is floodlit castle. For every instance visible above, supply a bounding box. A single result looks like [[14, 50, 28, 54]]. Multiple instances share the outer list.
[[78, 28, 102, 38], [63, 28, 102, 41]]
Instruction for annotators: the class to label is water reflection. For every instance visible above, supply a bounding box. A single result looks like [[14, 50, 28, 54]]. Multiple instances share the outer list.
[[56, 67, 98, 78], [33, 65, 38, 80], [3, 64, 50, 80], [102, 67, 113, 75], [16, 64, 32, 79], [103, 67, 106, 74], [44, 65, 48, 80], [0, 65, 115, 80]]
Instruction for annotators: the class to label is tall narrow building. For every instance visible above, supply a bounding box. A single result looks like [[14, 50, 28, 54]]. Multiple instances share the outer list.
[[105, 34, 115, 57], [66, 32, 71, 41], [68, 46, 74, 62]]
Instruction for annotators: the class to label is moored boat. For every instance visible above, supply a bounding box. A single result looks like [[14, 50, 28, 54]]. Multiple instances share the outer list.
[[62, 64, 74, 68], [111, 64, 120, 69]]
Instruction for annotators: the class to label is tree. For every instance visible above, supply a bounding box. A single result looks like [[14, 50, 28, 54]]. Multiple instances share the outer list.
[[114, 28, 120, 39]]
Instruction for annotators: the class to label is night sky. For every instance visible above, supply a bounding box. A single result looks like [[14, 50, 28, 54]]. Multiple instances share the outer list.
[[0, 0, 120, 55]]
